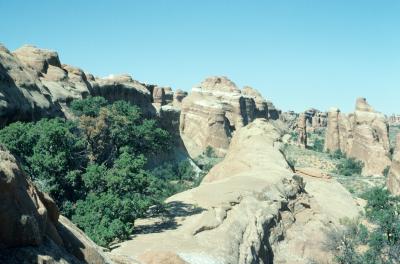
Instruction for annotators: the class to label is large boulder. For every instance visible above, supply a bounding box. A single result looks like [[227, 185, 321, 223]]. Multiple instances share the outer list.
[[0, 145, 111, 264], [113, 119, 360, 264], [388, 133, 400, 195], [0, 44, 61, 126], [14, 45, 92, 105], [325, 98, 391, 176], [13, 45, 62, 76]]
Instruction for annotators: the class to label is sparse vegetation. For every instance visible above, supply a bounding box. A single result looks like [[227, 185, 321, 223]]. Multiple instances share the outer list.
[[330, 187, 400, 264]]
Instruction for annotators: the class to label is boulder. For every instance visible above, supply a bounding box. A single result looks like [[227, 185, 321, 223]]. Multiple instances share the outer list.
[[388, 133, 400, 195], [0, 145, 111, 264], [0, 44, 61, 126], [324, 98, 391, 176], [13, 45, 61, 76]]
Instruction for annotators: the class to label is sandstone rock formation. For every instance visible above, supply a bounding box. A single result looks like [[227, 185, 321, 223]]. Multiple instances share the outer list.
[[0, 44, 158, 126], [388, 114, 400, 126], [325, 98, 391, 176], [113, 119, 360, 264], [0, 44, 61, 126], [179, 76, 271, 157], [304, 108, 327, 131], [0, 145, 110, 264], [172, 89, 188, 107], [388, 133, 400, 195], [297, 113, 307, 148], [266, 100, 280, 120], [279, 111, 298, 129]]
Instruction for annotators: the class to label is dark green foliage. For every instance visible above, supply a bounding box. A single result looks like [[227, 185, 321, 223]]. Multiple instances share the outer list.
[[151, 160, 199, 193], [330, 149, 346, 160], [290, 131, 299, 142], [73, 151, 169, 246], [336, 157, 364, 176], [70, 96, 108, 117], [78, 100, 170, 165], [383, 166, 391, 177], [0, 118, 87, 206], [331, 187, 400, 263], [311, 138, 325, 152], [205, 146, 217, 158], [0, 97, 182, 247]]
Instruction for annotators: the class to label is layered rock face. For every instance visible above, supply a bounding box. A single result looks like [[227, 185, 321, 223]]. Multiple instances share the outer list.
[[388, 133, 400, 195], [0, 145, 110, 264], [179, 76, 271, 157], [388, 114, 400, 126], [113, 119, 360, 264], [304, 108, 327, 131], [325, 98, 391, 176]]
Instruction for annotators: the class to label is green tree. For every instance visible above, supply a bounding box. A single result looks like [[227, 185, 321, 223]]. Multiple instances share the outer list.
[[73, 151, 169, 246], [70, 96, 108, 117]]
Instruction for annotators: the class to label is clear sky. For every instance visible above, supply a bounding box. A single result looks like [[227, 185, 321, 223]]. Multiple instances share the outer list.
[[1, 0, 399, 114]]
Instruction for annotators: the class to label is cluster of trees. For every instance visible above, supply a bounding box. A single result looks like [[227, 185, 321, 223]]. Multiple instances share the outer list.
[[330, 187, 400, 263], [0, 97, 198, 246]]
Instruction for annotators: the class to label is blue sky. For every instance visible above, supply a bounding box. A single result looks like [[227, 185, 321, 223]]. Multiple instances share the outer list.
[[1, 0, 399, 114]]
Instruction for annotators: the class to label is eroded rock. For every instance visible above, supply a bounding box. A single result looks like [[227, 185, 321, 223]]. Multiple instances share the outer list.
[[324, 98, 391, 176], [0, 145, 111, 264]]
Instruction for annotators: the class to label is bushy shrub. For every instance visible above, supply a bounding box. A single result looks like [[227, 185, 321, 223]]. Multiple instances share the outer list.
[[383, 166, 391, 177], [336, 157, 364, 176], [70, 96, 108, 117], [311, 138, 325, 152]]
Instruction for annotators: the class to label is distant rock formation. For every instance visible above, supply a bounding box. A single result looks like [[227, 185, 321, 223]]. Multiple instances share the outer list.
[[113, 119, 360, 264], [325, 98, 391, 176], [0, 145, 110, 264], [297, 113, 308, 148], [179, 76, 274, 157], [388, 114, 400, 126], [388, 133, 400, 195], [279, 111, 298, 129], [304, 108, 327, 131]]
